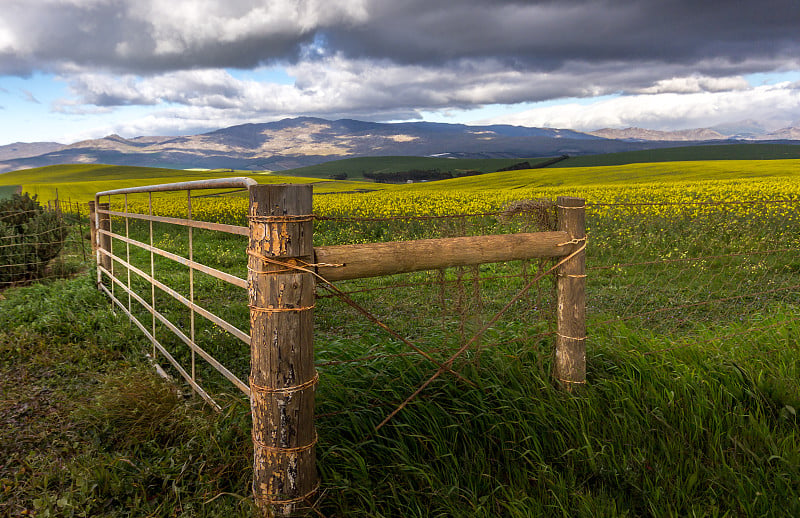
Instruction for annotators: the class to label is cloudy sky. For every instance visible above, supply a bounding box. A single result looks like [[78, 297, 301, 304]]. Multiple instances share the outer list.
[[1, 0, 799, 145]]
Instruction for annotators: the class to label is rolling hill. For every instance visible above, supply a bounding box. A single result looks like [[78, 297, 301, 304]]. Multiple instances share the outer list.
[[3, 117, 776, 174]]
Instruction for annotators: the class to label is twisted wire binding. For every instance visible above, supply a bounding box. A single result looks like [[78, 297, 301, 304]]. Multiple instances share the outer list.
[[255, 482, 320, 506], [557, 333, 587, 341], [247, 265, 296, 275], [252, 431, 318, 454], [250, 372, 319, 395], [375, 240, 587, 431], [246, 249, 475, 388], [557, 236, 587, 247], [246, 251, 343, 274], [248, 304, 316, 313], [248, 214, 314, 223], [557, 377, 587, 385]]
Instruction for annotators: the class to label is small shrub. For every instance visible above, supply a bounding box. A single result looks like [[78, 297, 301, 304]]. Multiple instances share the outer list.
[[0, 192, 67, 285]]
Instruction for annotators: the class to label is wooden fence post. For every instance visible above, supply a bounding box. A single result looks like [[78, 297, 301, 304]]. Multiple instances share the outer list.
[[248, 184, 317, 516], [554, 196, 586, 391]]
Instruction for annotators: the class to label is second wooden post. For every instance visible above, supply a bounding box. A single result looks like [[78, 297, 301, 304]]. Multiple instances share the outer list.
[[248, 184, 318, 516], [554, 196, 586, 391]]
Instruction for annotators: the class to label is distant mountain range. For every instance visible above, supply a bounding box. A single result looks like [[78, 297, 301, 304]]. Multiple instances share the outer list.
[[587, 120, 800, 142], [1, 117, 799, 174]]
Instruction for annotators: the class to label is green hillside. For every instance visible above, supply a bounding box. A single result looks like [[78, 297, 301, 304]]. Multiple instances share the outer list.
[[402, 159, 800, 192], [549, 143, 800, 168], [0, 164, 327, 202], [280, 144, 800, 177], [0, 185, 20, 199], [2, 155, 799, 204], [278, 155, 556, 179]]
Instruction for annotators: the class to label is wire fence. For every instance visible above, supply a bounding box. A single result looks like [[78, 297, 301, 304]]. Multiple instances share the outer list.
[[0, 198, 89, 290], [585, 199, 799, 342], [311, 206, 567, 427], [310, 196, 799, 426], [5, 192, 797, 410], [7, 184, 797, 516]]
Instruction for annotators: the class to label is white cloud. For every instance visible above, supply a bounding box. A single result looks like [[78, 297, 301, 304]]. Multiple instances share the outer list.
[[0, 21, 20, 53], [50, 61, 800, 140], [630, 75, 750, 94], [481, 82, 800, 131], [55, 57, 655, 115]]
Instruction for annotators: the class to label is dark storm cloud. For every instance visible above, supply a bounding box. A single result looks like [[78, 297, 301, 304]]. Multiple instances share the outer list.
[[2, 0, 799, 137], [0, 0, 365, 75], [1, 0, 797, 76], [324, 0, 800, 75]]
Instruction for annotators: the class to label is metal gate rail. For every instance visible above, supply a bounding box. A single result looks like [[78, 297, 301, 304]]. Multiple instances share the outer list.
[[93, 178, 257, 408]]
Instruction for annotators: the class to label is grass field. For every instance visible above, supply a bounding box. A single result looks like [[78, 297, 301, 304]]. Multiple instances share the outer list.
[[549, 143, 800, 168], [267, 143, 800, 177], [1, 158, 799, 210], [0, 165, 331, 203], [0, 184, 20, 199], [273, 155, 558, 179], [1, 158, 799, 516]]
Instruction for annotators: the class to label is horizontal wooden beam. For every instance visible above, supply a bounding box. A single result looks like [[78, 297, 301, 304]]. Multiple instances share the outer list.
[[315, 230, 573, 281]]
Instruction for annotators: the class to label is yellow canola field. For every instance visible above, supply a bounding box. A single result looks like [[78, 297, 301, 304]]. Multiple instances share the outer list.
[[108, 176, 800, 229], [88, 159, 800, 223]]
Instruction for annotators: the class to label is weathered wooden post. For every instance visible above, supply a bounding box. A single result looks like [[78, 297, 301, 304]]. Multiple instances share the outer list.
[[248, 184, 318, 516], [554, 196, 586, 391]]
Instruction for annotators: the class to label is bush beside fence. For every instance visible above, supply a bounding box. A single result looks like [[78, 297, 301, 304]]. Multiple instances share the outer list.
[[0, 195, 88, 289]]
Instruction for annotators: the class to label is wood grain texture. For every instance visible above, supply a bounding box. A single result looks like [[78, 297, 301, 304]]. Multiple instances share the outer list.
[[554, 196, 587, 391], [248, 184, 317, 516], [315, 231, 572, 281]]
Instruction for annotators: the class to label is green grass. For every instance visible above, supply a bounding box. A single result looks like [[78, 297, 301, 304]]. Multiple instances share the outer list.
[[263, 145, 800, 178], [1, 193, 799, 516], [2, 142, 799, 204], [549, 143, 800, 168], [403, 159, 800, 191], [2, 273, 797, 516], [275, 156, 557, 179], [0, 276, 255, 517], [0, 158, 555, 204], [4, 157, 799, 209], [0, 165, 328, 203], [0, 185, 20, 199]]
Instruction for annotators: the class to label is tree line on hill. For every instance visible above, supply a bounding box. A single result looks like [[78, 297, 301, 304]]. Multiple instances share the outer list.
[[362, 169, 486, 183], [494, 155, 570, 172], [358, 156, 570, 183]]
